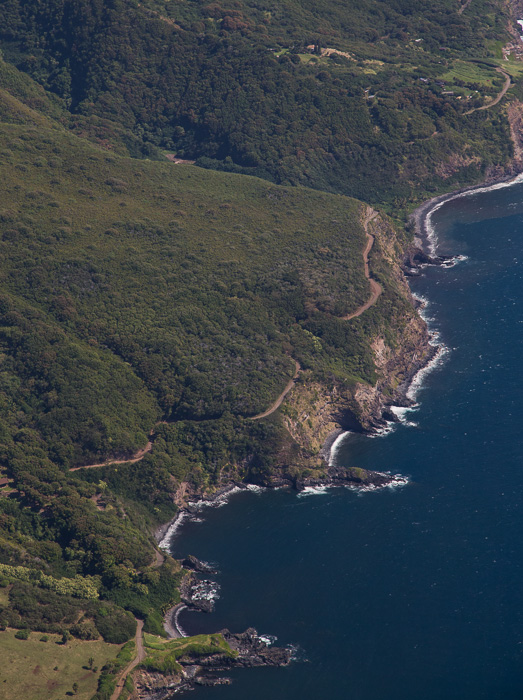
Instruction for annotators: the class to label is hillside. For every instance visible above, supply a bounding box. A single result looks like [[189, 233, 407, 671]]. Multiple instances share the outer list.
[[0, 0, 522, 696], [0, 54, 429, 693], [0, 0, 519, 210]]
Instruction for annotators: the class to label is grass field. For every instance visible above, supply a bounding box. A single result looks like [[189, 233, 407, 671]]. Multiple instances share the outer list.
[[491, 57, 523, 79], [0, 629, 122, 700], [441, 59, 502, 88], [143, 631, 230, 651]]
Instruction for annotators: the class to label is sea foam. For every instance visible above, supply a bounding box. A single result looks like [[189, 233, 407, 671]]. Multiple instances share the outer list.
[[158, 512, 189, 551], [173, 605, 189, 638], [328, 430, 351, 466], [297, 485, 331, 498]]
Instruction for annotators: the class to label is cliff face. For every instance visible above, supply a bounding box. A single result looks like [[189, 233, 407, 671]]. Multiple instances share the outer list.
[[283, 210, 433, 458]]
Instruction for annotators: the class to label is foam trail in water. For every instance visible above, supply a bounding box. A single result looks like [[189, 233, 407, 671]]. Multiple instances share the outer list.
[[406, 342, 449, 404], [174, 605, 189, 638], [328, 431, 351, 466], [388, 406, 418, 428], [245, 484, 266, 494], [159, 512, 188, 551], [369, 290, 449, 434]]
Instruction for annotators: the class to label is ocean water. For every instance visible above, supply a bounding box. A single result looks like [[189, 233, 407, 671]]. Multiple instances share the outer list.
[[168, 181, 523, 699]]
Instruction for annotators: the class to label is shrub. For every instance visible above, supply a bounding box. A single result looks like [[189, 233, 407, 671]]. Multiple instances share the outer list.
[[95, 608, 136, 644]]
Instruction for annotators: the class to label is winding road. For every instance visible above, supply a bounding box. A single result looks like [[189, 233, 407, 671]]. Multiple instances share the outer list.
[[458, 0, 472, 14], [250, 206, 382, 419], [69, 208, 383, 438], [249, 359, 302, 420], [464, 67, 511, 115], [110, 619, 146, 700], [69, 439, 154, 472], [69, 421, 169, 472], [341, 208, 382, 321]]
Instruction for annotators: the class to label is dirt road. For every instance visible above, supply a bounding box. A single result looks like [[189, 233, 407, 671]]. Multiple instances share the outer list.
[[110, 619, 145, 700], [249, 359, 302, 420], [464, 67, 511, 115], [342, 208, 382, 321]]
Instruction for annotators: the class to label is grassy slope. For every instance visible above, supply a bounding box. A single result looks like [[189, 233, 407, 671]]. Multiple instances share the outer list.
[[142, 631, 235, 672], [0, 629, 121, 700]]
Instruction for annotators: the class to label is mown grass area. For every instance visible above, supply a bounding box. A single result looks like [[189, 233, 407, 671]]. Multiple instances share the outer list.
[[143, 632, 232, 650], [441, 59, 501, 88], [489, 57, 523, 79], [0, 628, 121, 700], [0, 583, 10, 607]]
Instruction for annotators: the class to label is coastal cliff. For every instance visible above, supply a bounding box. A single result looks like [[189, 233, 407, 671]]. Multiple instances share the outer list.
[[282, 210, 434, 457]]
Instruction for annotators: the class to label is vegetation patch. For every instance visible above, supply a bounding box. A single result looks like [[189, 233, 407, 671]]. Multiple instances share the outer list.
[[0, 628, 121, 700], [142, 632, 236, 673]]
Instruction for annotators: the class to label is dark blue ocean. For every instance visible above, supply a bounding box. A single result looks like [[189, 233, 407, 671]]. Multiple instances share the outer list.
[[170, 182, 523, 699]]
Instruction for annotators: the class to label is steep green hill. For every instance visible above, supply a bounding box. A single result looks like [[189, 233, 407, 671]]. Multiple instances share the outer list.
[[0, 64, 421, 654], [0, 0, 516, 207], [0, 0, 520, 691]]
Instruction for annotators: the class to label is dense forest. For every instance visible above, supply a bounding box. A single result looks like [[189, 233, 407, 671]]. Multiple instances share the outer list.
[[0, 0, 522, 696], [0, 57, 417, 670], [0, 0, 517, 207]]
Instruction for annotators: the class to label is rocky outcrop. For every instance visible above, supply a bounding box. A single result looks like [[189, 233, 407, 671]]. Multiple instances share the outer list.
[[204, 629, 292, 668], [133, 629, 291, 699], [295, 465, 406, 490], [182, 554, 217, 575], [403, 247, 454, 275], [178, 570, 218, 614]]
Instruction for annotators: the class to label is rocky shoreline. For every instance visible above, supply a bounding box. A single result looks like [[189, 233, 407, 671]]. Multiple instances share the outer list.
[[155, 463, 407, 554], [134, 628, 293, 699], [143, 169, 518, 698]]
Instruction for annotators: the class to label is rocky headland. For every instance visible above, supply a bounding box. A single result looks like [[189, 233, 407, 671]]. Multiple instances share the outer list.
[[133, 628, 292, 699], [282, 207, 436, 456]]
